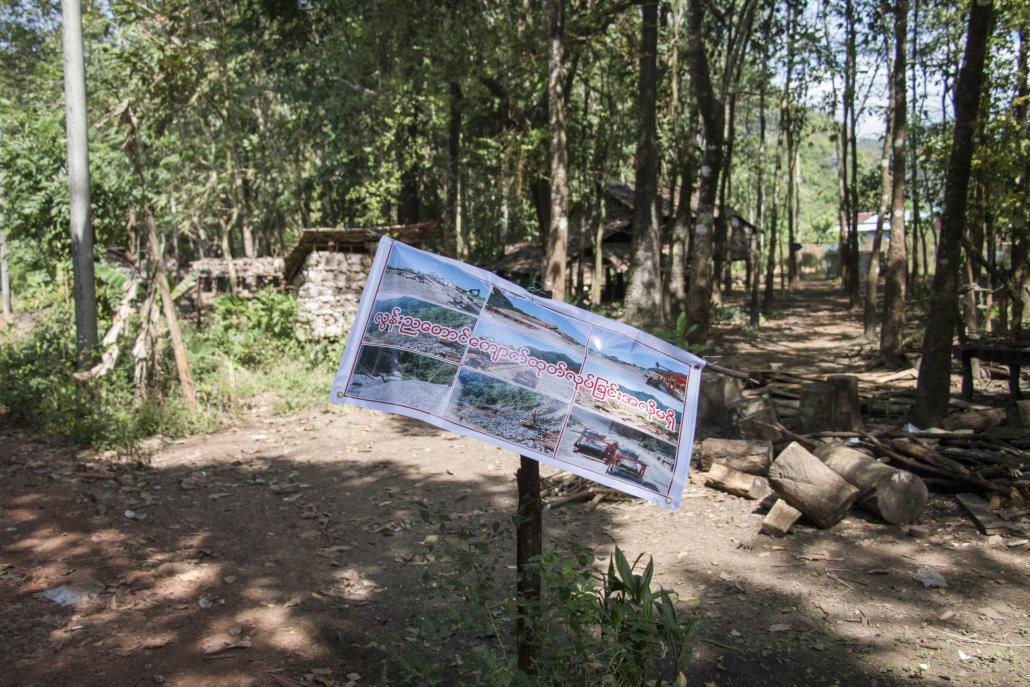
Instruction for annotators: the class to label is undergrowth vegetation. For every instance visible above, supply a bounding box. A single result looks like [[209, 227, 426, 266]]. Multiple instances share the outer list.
[[386, 504, 698, 686], [0, 284, 340, 453]]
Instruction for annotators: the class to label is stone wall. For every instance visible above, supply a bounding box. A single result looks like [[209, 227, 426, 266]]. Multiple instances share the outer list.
[[292, 251, 372, 339]]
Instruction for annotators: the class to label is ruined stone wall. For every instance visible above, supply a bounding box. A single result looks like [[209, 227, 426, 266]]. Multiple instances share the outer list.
[[292, 251, 372, 339]]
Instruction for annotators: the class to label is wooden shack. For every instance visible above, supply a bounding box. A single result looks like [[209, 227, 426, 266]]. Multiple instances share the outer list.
[[284, 223, 436, 339]]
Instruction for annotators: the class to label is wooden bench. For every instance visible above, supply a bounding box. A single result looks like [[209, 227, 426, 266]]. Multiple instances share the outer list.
[[959, 339, 1030, 401]]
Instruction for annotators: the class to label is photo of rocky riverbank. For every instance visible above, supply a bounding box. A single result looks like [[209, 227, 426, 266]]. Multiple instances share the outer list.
[[443, 368, 567, 454], [346, 345, 459, 415], [363, 295, 475, 364]]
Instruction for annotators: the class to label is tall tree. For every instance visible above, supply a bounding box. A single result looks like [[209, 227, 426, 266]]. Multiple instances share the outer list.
[[880, 0, 908, 364], [0, 229, 11, 319], [685, 0, 757, 340], [1012, 28, 1030, 333], [445, 81, 463, 259], [61, 0, 97, 361], [543, 0, 569, 300], [623, 0, 662, 326], [912, 0, 994, 427], [863, 48, 894, 342], [684, 0, 723, 340]]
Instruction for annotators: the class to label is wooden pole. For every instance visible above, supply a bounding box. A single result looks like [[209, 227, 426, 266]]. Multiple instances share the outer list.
[[515, 285, 551, 674], [515, 454, 541, 673], [61, 0, 98, 361]]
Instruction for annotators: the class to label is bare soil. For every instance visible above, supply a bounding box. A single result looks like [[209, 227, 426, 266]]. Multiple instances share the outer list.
[[2, 281, 1028, 687]]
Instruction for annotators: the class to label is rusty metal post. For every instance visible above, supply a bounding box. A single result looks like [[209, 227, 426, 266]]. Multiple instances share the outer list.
[[515, 285, 551, 674]]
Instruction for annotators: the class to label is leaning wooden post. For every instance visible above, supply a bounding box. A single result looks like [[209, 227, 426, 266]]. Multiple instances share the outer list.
[[515, 285, 551, 674]]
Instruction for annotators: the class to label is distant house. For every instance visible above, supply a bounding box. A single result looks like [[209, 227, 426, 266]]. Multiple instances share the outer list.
[[284, 223, 436, 338]]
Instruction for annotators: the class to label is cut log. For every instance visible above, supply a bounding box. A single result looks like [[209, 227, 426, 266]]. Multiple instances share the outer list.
[[761, 498, 803, 536], [729, 396, 781, 441], [767, 442, 861, 529], [814, 443, 928, 524], [827, 375, 864, 431], [940, 407, 1006, 432], [706, 463, 773, 500], [700, 438, 773, 475], [799, 383, 836, 433]]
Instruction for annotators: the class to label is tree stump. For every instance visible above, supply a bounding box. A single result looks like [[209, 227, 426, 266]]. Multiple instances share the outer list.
[[700, 438, 773, 475], [799, 383, 836, 433], [767, 442, 861, 528], [700, 374, 745, 432], [814, 443, 928, 524], [827, 375, 864, 431], [729, 396, 781, 441], [705, 462, 773, 500], [761, 498, 803, 536]]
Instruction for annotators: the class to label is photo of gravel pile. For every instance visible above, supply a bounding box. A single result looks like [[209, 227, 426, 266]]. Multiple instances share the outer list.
[[378, 242, 490, 316], [444, 369, 567, 454], [462, 318, 584, 401], [363, 295, 475, 364], [346, 345, 459, 415], [481, 288, 591, 355]]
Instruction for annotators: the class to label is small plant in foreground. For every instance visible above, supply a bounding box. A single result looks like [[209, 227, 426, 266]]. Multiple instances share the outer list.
[[388, 507, 697, 686]]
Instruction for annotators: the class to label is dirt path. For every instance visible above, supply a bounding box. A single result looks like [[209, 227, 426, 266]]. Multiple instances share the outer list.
[[2, 281, 1028, 687]]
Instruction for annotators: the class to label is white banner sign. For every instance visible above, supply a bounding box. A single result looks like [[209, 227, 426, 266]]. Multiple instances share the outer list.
[[330, 238, 704, 510]]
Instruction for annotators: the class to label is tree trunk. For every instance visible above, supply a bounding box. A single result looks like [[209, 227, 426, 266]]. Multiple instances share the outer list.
[[61, 0, 98, 361], [844, 0, 861, 306], [685, 0, 725, 342], [669, 109, 699, 319], [908, 0, 922, 287], [763, 104, 785, 312], [715, 94, 736, 299], [543, 0, 569, 300], [912, 0, 994, 427], [445, 81, 463, 259], [1012, 29, 1029, 334], [591, 180, 606, 305], [624, 0, 662, 327], [0, 229, 11, 318], [863, 89, 893, 342], [749, 50, 767, 328], [834, 131, 849, 286], [880, 0, 908, 365]]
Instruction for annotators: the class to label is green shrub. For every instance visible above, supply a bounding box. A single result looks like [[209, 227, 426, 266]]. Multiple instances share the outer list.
[[389, 507, 697, 686], [0, 287, 340, 452]]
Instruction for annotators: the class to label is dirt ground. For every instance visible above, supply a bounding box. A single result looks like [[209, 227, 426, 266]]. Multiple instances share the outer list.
[[2, 281, 1028, 687]]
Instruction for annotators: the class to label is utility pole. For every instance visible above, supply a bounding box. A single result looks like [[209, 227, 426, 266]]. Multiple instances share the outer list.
[[61, 0, 98, 360]]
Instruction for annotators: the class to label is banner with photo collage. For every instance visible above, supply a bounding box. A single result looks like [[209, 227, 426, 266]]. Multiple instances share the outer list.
[[329, 238, 705, 510]]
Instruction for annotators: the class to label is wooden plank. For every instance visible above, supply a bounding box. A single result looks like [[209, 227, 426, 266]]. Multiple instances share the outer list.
[[955, 493, 1010, 535]]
